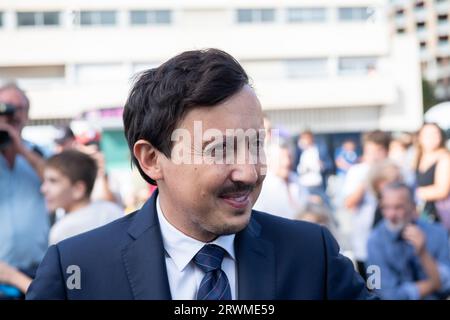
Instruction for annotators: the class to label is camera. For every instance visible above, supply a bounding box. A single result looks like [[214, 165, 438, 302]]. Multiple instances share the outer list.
[[0, 102, 16, 149]]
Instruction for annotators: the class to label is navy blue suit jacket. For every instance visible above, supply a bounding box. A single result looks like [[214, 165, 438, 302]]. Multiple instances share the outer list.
[[26, 191, 374, 300]]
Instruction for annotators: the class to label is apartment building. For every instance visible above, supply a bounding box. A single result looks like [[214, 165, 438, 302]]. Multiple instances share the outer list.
[[389, 0, 450, 99]]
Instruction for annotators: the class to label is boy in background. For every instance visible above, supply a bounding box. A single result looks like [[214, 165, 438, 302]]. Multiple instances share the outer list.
[[42, 150, 123, 244], [0, 150, 123, 295]]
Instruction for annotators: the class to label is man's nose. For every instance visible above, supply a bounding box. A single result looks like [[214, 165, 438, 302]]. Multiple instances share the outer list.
[[230, 163, 259, 185], [40, 182, 47, 195]]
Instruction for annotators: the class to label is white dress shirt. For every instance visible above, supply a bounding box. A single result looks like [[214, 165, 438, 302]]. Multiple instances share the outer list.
[[342, 163, 377, 261], [156, 196, 237, 300], [297, 145, 323, 188]]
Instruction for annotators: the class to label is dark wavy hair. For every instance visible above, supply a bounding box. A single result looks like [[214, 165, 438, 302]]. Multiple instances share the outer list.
[[123, 48, 249, 185]]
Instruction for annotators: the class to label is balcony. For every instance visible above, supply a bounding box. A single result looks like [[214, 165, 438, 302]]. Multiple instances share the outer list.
[[414, 7, 427, 21], [437, 42, 450, 55], [394, 15, 406, 26], [417, 28, 428, 40], [437, 22, 449, 35], [416, 27, 428, 39], [435, 1, 450, 14], [420, 49, 431, 61]]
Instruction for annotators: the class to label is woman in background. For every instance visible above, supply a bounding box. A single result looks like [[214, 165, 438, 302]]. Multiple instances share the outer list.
[[415, 123, 450, 227]]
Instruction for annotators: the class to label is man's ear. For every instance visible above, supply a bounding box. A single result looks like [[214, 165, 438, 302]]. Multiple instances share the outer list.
[[133, 139, 163, 182], [72, 181, 87, 202]]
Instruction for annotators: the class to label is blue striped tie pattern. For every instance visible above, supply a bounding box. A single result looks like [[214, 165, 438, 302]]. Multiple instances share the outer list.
[[193, 244, 232, 300]]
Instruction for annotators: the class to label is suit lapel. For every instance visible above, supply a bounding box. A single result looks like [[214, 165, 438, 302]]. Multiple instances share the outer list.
[[121, 190, 172, 300], [121, 193, 276, 300], [235, 214, 276, 299]]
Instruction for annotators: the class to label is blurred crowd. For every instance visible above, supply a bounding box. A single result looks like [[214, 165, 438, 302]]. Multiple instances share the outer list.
[[1, 83, 450, 300], [0, 83, 151, 298], [256, 115, 450, 300]]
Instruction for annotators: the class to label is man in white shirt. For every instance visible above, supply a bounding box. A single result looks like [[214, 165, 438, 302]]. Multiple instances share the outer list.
[[156, 196, 237, 299], [294, 130, 333, 207], [254, 142, 309, 219], [297, 135, 323, 189], [343, 130, 391, 278]]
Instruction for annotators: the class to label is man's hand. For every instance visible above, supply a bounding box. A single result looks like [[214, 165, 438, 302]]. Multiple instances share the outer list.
[[0, 121, 45, 180], [402, 224, 426, 255], [75, 144, 118, 203], [0, 261, 32, 294], [77, 144, 106, 177], [402, 223, 442, 297], [344, 184, 367, 210], [0, 261, 17, 284], [0, 121, 26, 155]]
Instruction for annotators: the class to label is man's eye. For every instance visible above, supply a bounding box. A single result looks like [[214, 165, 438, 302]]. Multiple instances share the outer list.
[[206, 143, 227, 157]]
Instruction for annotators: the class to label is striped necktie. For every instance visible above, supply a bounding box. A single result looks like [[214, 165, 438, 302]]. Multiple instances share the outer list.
[[193, 244, 232, 300]]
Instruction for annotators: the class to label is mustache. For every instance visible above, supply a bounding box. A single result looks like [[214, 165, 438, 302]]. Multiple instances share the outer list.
[[218, 182, 256, 196]]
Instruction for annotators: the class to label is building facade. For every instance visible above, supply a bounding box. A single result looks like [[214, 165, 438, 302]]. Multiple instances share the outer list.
[[0, 0, 423, 135], [389, 0, 450, 100]]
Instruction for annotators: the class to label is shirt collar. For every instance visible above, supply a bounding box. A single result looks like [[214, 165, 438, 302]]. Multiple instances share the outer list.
[[156, 195, 235, 272]]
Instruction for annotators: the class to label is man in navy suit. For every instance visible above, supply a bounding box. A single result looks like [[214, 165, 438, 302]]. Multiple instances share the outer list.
[[27, 49, 374, 300]]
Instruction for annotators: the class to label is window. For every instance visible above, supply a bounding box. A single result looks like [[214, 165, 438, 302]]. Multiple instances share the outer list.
[[130, 11, 146, 24], [397, 28, 406, 33], [18, 12, 35, 26], [43, 12, 59, 25], [395, 9, 405, 16], [286, 58, 328, 78], [79, 11, 116, 26], [438, 14, 448, 24], [420, 41, 427, 50], [338, 7, 373, 21], [0, 12, 3, 27], [287, 8, 326, 23], [416, 21, 426, 30], [17, 11, 60, 27], [438, 35, 449, 45], [415, 1, 425, 8], [237, 9, 275, 23], [339, 57, 377, 75], [436, 57, 449, 65], [130, 10, 171, 25]]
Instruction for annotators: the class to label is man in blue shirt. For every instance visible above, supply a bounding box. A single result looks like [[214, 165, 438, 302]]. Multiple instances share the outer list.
[[0, 83, 49, 280], [367, 182, 450, 299]]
